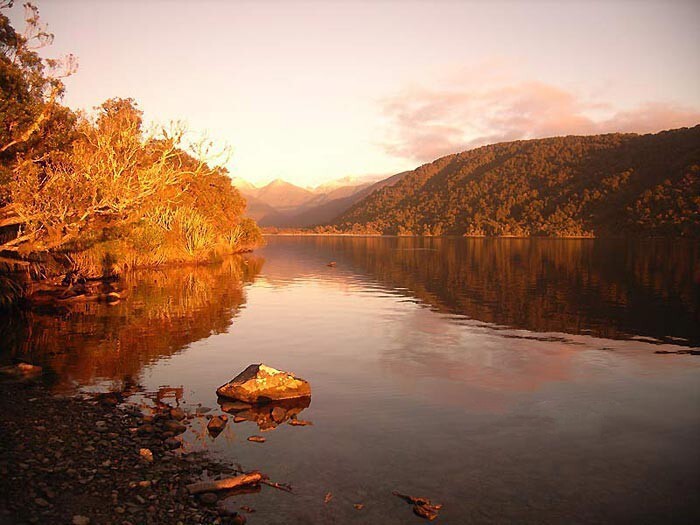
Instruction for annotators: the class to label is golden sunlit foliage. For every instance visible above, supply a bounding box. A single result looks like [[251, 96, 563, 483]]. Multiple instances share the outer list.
[[329, 127, 700, 237], [0, 3, 262, 276], [3, 97, 262, 272]]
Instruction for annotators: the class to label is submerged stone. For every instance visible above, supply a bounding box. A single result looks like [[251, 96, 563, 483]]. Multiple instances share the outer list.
[[216, 364, 311, 403], [219, 396, 311, 431], [207, 415, 228, 436]]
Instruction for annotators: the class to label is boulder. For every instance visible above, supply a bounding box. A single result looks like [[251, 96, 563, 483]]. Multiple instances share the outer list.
[[216, 364, 311, 403]]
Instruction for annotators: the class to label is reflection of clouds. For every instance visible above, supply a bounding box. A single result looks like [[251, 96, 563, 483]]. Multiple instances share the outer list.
[[380, 306, 579, 412], [381, 304, 700, 414], [379, 66, 700, 162]]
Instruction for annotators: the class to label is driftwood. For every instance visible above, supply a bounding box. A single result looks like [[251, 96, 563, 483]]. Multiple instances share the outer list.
[[226, 467, 294, 494], [186, 472, 263, 495], [261, 479, 294, 494]]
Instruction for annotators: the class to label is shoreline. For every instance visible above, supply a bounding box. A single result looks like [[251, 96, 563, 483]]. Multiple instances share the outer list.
[[260, 232, 693, 240], [0, 378, 253, 525], [263, 233, 597, 238]]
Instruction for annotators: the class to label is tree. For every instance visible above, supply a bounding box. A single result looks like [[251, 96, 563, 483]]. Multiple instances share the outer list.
[[1, 1, 77, 202], [0, 3, 262, 270], [4, 99, 232, 253]]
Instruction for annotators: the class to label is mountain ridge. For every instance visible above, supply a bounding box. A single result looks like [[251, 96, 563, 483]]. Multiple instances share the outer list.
[[234, 173, 404, 226], [326, 126, 700, 237]]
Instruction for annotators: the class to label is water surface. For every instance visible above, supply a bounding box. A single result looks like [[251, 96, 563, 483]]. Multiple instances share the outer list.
[[2, 236, 699, 524]]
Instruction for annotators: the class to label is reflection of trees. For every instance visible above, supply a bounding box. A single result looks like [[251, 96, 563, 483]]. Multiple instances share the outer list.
[[272, 236, 699, 345], [0, 256, 264, 388]]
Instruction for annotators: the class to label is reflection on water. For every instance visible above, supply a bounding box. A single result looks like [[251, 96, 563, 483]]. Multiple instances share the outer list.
[[1, 237, 699, 523], [219, 396, 312, 431], [0, 256, 263, 390], [262, 236, 699, 345]]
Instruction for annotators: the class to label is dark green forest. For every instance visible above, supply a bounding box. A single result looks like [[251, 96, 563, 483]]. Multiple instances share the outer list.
[[327, 127, 700, 237]]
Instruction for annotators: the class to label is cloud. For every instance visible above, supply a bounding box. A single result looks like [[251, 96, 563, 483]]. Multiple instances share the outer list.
[[379, 75, 700, 163]]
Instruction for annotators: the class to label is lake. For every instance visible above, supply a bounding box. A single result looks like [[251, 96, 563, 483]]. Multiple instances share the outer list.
[[2, 236, 699, 523]]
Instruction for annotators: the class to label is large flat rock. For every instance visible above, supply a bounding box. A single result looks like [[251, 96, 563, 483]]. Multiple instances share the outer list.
[[216, 364, 311, 403]]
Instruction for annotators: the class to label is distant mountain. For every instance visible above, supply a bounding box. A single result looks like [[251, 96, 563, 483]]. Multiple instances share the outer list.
[[230, 173, 404, 227], [328, 126, 700, 237], [231, 177, 258, 194], [249, 179, 316, 211], [313, 182, 372, 202], [242, 194, 280, 222], [258, 171, 409, 227], [312, 174, 385, 194]]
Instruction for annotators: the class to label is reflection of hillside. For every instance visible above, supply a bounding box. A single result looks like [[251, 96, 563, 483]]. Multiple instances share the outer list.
[[0, 256, 264, 389], [264, 236, 699, 345]]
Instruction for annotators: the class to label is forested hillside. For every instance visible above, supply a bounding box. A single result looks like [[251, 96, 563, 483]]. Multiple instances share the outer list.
[[328, 127, 700, 237]]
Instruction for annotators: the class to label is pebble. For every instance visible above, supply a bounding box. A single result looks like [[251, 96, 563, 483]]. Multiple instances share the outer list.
[[271, 407, 286, 423], [207, 416, 227, 434], [288, 418, 313, 426], [162, 420, 187, 434], [137, 424, 155, 435], [247, 436, 265, 443], [199, 492, 217, 505], [164, 438, 181, 450], [169, 408, 186, 421], [1, 383, 270, 525]]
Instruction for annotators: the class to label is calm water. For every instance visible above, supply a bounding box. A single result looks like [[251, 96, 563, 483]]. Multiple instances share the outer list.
[[2, 236, 700, 524]]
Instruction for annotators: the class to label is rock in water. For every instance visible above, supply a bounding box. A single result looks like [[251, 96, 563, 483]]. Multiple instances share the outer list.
[[0, 362, 42, 378], [207, 415, 228, 435], [216, 364, 311, 403], [270, 406, 286, 423], [169, 407, 186, 420]]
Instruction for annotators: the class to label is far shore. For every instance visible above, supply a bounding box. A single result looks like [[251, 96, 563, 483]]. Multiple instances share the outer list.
[[264, 232, 602, 239]]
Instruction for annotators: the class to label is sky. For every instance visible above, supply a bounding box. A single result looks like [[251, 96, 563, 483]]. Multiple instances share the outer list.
[[8, 0, 700, 188]]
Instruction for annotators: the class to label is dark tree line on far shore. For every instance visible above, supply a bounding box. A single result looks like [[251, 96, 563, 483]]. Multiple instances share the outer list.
[[324, 127, 700, 238]]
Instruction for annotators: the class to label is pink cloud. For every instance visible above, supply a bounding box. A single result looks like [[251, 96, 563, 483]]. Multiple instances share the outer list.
[[379, 78, 700, 162]]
